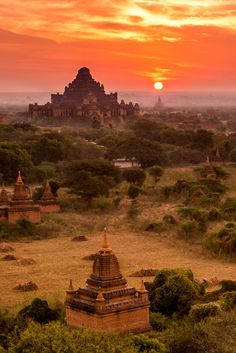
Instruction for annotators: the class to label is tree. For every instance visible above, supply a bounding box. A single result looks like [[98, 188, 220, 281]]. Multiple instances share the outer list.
[[148, 166, 164, 183], [127, 185, 141, 199], [63, 160, 121, 207], [122, 168, 146, 185], [18, 298, 58, 324], [131, 118, 161, 141], [107, 137, 167, 168], [147, 269, 203, 317], [0, 143, 33, 182]]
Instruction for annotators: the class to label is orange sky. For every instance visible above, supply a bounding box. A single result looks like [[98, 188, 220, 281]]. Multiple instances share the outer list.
[[0, 0, 235, 92]]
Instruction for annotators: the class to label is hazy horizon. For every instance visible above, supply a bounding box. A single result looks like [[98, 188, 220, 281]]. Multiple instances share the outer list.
[[1, 91, 236, 109]]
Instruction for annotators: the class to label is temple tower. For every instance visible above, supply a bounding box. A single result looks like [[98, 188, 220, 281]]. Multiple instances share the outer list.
[[8, 172, 41, 224], [65, 230, 150, 333], [39, 180, 60, 213]]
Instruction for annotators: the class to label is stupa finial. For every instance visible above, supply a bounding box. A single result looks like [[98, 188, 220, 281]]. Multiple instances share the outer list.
[[69, 279, 74, 291], [102, 227, 110, 249], [17, 171, 23, 184]]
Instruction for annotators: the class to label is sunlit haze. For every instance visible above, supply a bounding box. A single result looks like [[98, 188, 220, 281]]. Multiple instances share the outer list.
[[0, 0, 235, 92]]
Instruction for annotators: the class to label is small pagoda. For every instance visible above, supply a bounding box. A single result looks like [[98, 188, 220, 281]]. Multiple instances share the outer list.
[[65, 230, 151, 333], [8, 172, 41, 224], [214, 147, 223, 164], [204, 156, 216, 178], [39, 180, 60, 213]]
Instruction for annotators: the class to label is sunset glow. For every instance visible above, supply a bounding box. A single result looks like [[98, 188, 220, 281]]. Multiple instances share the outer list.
[[0, 0, 235, 91]]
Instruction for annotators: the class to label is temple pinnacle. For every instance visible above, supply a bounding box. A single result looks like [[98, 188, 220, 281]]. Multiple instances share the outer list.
[[17, 171, 23, 184], [102, 227, 110, 249]]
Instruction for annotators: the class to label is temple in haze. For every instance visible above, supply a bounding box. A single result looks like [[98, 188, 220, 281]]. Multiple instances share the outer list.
[[0, 173, 60, 224], [65, 230, 150, 333], [28, 67, 140, 124]]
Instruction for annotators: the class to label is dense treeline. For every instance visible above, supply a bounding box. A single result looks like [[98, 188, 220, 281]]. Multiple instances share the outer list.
[[2, 119, 236, 183]]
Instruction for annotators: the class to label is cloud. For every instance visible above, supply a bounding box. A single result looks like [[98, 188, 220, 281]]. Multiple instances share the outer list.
[[0, 0, 235, 90]]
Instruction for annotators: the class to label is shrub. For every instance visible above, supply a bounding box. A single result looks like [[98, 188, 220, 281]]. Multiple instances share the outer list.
[[199, 178, 227, 194], [122, 167, 146, 185], [148, 165, 164, 183], [179, 220, 199, 238], [145, 222, 166, 233], [16, 218, 34, 235], [189, 303, 221, 322], [219, 291, 236, 311], [18, 298, 58, 324], [163, 214, 177, 226], [150, 312, 168, 331], [127, 184, 141, 199], [93, 198, 112, 212], [205, 226, 236, 256], [147, 269, 203, 317], [129, 335, 167, 353], [208, 208, 222, 221]]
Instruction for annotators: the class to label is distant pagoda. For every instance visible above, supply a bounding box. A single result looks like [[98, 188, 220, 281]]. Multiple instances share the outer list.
[[8, 172, 41, 224], [29, 67, 140, 124], [39, 180, 60, 213], [65, 230, 150, 333], [153, 96, 164, 111]]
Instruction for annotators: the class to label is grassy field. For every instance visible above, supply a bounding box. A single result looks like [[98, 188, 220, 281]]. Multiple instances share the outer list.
[[1, 165, 236, 312]]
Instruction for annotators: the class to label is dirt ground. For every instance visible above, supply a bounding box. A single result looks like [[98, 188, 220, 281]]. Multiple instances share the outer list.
[[1, 230, 236, 312]]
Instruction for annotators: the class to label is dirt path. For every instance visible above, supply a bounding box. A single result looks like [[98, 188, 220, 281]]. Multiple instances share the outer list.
[[1, 231, 235, 311]]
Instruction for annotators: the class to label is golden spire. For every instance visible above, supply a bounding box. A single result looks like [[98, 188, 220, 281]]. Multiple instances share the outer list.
[[102, 227, 110, 249], [69, 279, 74, 291], [16, 171, 23, 184]]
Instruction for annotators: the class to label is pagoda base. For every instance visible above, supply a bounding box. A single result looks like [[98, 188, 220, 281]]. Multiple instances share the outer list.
[[65, 305, 151, 333], [8, 206, 41, 224]]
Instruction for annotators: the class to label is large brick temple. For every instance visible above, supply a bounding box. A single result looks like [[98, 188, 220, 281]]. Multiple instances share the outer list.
[[29, 67, 140, 124], [65, 230, 151, 333]]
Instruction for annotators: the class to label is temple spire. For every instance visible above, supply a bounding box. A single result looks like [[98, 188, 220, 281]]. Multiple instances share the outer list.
[[69, 279, 74, 291], [17, 171, 23, 184], [206, 156, 210, 164], [102, 227, 110, 249]]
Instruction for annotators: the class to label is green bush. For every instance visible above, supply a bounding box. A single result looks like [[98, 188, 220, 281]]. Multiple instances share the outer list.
[[122, 167, 146, 185], [208, 208, 222, 221], [219, 291, 236, 311], [150, 312, 168, 331], [179, 220, 199, 238], [129, 334, 167, 353], [128, 184, 141, 199], [147, 269, 204, 317], [93, 198, 112, 212], [205, 226, 236, 256], [189, 303, 221, 322], [18, 298, 58, 324]]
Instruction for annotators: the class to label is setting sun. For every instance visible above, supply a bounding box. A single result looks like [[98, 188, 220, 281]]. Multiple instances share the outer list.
[[154, 82, 164, 90]]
